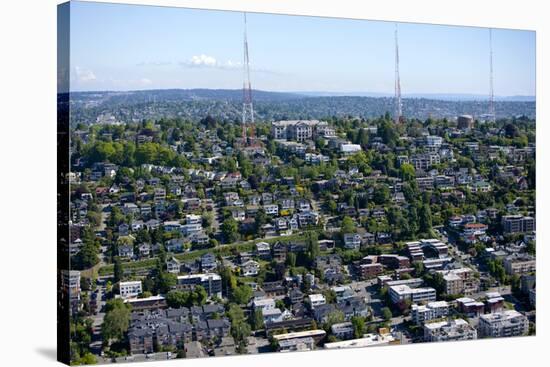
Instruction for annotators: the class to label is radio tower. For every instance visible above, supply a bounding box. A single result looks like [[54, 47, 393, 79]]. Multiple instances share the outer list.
[[242, 12, 254, 142], [488, 28, 496, 123], [394, 23, 402, 124]]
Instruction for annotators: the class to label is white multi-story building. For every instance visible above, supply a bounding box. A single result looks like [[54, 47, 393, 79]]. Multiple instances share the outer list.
[[119, 281, 143, 299], [252, 297, 276, 312], [340, 143, 362, 155], [411, 301, 450, 325], [389, 285, 436, 304], [308, 294, 327, 308], [424, 135, 443, 148], [271, 120, 332, 142], [478, 310, 529, 338], [423, 319, 477, 342]]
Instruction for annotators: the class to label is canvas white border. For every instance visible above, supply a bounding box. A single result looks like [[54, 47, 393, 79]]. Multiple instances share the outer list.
[[0, 0, 546, 366]]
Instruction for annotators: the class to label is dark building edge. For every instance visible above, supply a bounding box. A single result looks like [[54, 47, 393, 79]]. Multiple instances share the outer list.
[[57, 2, 71, 365]]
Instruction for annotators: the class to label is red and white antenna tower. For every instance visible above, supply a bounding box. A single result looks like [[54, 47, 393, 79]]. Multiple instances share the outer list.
[[394, 23, 403, 124], [242, 12, 254, 142], [488, 28, 496, 123]]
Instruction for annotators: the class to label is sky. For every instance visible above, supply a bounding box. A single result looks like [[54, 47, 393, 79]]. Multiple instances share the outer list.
[[68, 1, 536, 96]]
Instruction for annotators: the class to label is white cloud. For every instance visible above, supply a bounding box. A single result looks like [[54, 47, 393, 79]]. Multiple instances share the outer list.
[[140, 78, 153, 86], [180, 54, 241, 70], [74, 66, 96, 82], [189, 54, 218, 67]]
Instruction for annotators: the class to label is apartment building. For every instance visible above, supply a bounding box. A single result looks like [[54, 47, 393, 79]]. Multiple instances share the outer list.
[[424, 318, 477, 342], [478, 310, 529, 338], [503, 254, 536, 275], [120, 281, 143, 299], [436, 267, 479, 296], [176, 273, 222, 298], [501, 215, 536, 234], [389, 285, 436, 305], [411, 301, 450, 325]]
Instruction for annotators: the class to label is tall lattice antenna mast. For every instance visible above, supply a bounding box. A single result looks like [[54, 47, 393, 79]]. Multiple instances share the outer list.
[[394, 23, 402, 124], [488, 28, 495, 123], [242, 12, 254, 141]]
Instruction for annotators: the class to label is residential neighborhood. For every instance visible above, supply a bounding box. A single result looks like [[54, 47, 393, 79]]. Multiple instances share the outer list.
[[64, 111, 536, 364]]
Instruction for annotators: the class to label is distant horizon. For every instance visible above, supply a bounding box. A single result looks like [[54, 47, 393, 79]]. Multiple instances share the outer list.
[[69, 87, 535, 102]]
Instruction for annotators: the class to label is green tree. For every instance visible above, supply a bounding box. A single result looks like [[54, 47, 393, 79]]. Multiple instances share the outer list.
[[400, 163, 416, 182], [341, 216, 356, 234], [102, 299, 131, 342], [381, 307, 392, 321], [157, 272, 177, 294], [114, 258, 124, 283], [221, 218, 239, 243], [373, 185, 390, 205], [232, 285, 253, 305], [305, 231, 320, 263], [351, 316, 366, 338], [379, 120, 398, 147], [324, 310, 345, 329], [286, 252, 297, 268], [418, 204, 433, 234], [250, 308, 265, 331]]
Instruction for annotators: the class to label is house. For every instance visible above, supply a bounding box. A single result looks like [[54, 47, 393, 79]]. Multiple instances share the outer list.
[[165, 238, 185, 253], [272, 242, 287, 262], [308, 294, 326, 308], [200, 253, 217, 272], [241, 260, 260, 277], [206, 319, 231, 339], [332, 286, 354, 303], [118, 223, 129, 236], [318, 239, 335, 251], [118, 244, 134, 258], [343, 233, 361, 250], [255, 242, 271, 260], [166, 257, 181, 274], [337, 297, 370, 320], [288, 289, 304, 305], [262, 281, 287, 297], [138, 243, 151, 257], [313, 304, 336, 323], [253, 297, 276, 312], [231, 208, 246, 222], [263, 308, 289, 324], [264, 204, 279, 216], [189, 232, 209, 246], [331, 322, 354, 340]]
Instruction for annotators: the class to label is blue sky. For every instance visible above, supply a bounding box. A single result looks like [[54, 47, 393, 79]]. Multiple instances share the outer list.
[[69, 1, 536, 96]]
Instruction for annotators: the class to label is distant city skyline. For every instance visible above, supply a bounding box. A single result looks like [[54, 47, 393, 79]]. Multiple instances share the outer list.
[[69, 1, 536, 96]]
